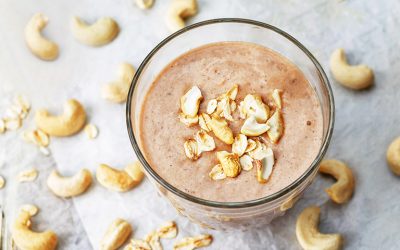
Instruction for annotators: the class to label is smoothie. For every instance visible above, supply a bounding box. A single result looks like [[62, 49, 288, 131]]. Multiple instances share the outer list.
[[138, 42, 323, 202]]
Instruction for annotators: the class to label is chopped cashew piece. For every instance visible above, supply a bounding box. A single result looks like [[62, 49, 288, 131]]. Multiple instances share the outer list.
[[216, 97, 234, 121], [35, 99, 87, 137], [0, 175, 5, 189], [241, 94, 270, 122], [4, 118, 21, 131], [206, 99, 217, 114], [47, 169, 92, 198], [180, 86, 203, 117], [184, 139, 199, 160], [34, 129, 50, 146], [232, 134, 248, 156], [217, 84, 238, 101], [230, 101, 237, 112], [198, 113, 211, 132], [18, 168, 38, 182], [23, 129, 51, 148], [266, 110, 284, 143], [239, 154, 253, 171], [195, 130, 215, 153], [25, 13, 59, 60], [20, 204, 39, 216], [71, 16, 119, 46], [208, 115, 234, 144], [157, 221, 178, 239], [255, 147, 274, 184], [296, 206, 343, 250], [319, 159, 355, 204], [238, 101, 246, 119], [245, 139, 257, 152], [330, 48, 374, 90], [166, 0, 198, 32], [179, 113, 199, 127], [0, 119, 5, 133], [84, 123, 99, 139], [173, 234, 213, 250], [39, 146, 51, 156], [5, 106, 21, 120], [248, 140, 272, 160], [241, 115, 270, 136], [272, 89, 282, 109], [12, 210, 58, 250], [125, 239, 151, 250], [100, 219, 132, 250], [145, 231, 162, 250], [216, 151, 241, 178], [135, 0, 154, 9], [223, 84, 239, 101], [386, 136, 400, 176], [209, 164, 226, 180], [102, 63, 136, 103], [96, 163, 144, 192], [14, 95, 31, 112]]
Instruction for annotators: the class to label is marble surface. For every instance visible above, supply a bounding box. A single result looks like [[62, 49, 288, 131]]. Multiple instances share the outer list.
[[1, 0, 400, 249]]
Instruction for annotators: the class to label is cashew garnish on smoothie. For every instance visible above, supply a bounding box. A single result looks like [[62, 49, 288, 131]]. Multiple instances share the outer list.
[[178, 82, 285, 184]]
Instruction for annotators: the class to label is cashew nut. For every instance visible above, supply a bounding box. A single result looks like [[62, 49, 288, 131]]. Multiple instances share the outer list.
[[24, 13, 59, 60], [71, 16, 119, 46], [35, 99, 86, 136], [386, 136, 400, 176], [296, 206, 343, 250], [136, 0, 154, 9], [102, 63, 136, 103], [319, 159, 355, 204], [330, 48, 374, 90], [12, 210, 58, 250], [100, 218, 132, 250], [47, 169, 92, 198], [96, 162, 144, 192], [166, 0, 198, 32]]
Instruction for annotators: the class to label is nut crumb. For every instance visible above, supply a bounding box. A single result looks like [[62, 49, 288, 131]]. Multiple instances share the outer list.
[[18, 168, 38, 182], [84, 123, 99, 139]]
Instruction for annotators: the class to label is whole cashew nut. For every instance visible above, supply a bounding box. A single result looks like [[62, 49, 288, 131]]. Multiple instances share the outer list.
[[319, 159, 355, 204], [12, 210, 58, 250], [71, 16, 119, 46], [96, 162, 144, 192], [100, 218, 132, 250], [35, 99, 86, 136], [330, 48, 374, 90], [102, 63, 136, 103], [47, 169, 92, 198], [296, 206, 343, 250], [166, 0, 198, 32], [24, 13, 59, 60], [386, 136, 400, 176]]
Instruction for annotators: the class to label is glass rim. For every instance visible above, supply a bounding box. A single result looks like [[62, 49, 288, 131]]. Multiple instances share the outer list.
[[126, 18, 335, 209]]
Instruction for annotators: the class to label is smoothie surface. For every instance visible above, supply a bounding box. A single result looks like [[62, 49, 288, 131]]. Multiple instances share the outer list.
[[138, 42, 323, 202]]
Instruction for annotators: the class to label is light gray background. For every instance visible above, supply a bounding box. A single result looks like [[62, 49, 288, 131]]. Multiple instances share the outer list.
[[0, 0, 399, 249]]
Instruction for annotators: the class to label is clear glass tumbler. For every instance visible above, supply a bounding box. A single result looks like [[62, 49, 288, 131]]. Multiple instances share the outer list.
[[126, 18, 334, 231]]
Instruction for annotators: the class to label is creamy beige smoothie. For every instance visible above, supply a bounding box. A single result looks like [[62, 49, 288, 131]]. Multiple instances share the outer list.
[[138, 42, 323, 202]]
